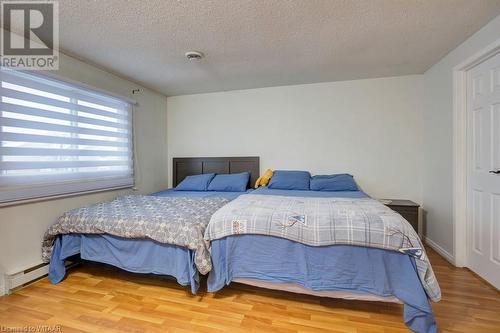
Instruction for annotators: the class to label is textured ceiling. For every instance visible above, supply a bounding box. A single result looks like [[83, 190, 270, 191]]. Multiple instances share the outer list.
[[54, 0, 500, 95]]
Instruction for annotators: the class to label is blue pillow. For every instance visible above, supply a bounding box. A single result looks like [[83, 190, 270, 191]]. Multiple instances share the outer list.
[[310, 174, 358, 191], [175, 173, 215, 191], [207, 172, 250, 192], [268, 170, 311, 190]]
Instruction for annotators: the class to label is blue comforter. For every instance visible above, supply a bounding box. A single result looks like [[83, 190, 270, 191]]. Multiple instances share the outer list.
[[153, 188, 252, 200]]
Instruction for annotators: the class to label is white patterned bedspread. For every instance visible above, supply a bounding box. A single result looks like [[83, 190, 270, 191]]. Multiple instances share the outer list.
[[42, 195, 229, 274], [204, 194, 441, 301]]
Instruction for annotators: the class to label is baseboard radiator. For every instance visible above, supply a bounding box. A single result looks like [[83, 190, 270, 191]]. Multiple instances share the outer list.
[[3, 260, 77, 295]]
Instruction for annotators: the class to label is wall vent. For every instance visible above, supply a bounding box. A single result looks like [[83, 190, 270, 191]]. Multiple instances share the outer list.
[[3, 260, 77, 295]]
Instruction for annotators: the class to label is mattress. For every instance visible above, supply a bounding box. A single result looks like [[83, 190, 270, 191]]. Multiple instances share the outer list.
[[233, 278, 402, 303]]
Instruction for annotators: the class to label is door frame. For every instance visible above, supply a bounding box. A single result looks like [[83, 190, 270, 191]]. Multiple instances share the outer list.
[[453, 38, 500, 267]]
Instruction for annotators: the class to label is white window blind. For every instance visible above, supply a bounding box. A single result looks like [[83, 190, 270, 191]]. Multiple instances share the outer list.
[[0, 69, 134, 203]]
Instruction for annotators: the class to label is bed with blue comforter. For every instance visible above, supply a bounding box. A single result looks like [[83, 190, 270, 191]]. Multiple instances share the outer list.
[[206, 187, 439, 333], [46, 189, 248, 293]]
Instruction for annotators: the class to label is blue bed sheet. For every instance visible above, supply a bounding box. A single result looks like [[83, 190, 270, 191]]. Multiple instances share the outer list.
[[252, 187, 369, 198], [152, 188, 253, 200], [48, 188, 248, 293], [208, 235, 436, 333], [49, 234, 199, 293]]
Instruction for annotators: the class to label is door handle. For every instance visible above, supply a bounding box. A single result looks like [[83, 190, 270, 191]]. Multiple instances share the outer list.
[[489, 170, 500, 174]]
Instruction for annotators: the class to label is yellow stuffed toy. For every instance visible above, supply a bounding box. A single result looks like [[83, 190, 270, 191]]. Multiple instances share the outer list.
[[254, 169, 273, 188]]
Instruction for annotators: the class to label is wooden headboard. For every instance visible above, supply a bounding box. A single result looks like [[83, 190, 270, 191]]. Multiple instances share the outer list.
[[172, 157, 260, 188]]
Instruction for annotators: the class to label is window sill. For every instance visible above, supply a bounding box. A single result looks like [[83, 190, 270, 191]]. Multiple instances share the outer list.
[[0, 185, 135, 208]]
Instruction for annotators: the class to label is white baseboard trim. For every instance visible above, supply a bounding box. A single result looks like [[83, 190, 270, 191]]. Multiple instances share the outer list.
[[424, 236, 456, 265], [0, 277, 5, 296]]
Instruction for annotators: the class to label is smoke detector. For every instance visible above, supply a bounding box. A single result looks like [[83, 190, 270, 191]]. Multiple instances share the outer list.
[[185, 51, 204, 61]]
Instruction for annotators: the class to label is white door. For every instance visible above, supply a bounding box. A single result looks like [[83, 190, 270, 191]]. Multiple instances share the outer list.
[[467, 51, 500, 289]]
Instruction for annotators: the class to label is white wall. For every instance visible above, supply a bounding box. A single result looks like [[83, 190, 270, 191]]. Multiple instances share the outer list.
[[167, 75, 423, 202], [422, 15, 500, 260], [0, 53, 168, 293]]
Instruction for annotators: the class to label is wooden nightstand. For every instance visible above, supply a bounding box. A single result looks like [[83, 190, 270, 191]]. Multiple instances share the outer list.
[[380, 199, 419, 233]]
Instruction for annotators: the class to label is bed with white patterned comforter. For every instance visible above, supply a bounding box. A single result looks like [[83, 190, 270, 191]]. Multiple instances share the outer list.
[[42, 195, 229, 274], [204, 194, 441, 301]]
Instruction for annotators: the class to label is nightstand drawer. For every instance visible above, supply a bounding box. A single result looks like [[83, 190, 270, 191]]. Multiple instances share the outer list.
[[382, 200, 419, 233], [391, 206, 418, 216], [395, 210, 418, 229], [397, 210, 418, 220]]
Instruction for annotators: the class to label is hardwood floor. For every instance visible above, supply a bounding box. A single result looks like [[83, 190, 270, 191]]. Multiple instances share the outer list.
[[1, 247, 499, 333]]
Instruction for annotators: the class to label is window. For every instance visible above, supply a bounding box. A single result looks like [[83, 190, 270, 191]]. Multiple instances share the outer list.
[[0, 69, 134, 203]]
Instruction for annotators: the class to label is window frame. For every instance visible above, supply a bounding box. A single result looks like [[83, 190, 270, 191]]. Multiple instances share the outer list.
[[0, 69, 136, 205]]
